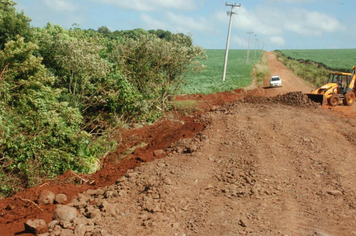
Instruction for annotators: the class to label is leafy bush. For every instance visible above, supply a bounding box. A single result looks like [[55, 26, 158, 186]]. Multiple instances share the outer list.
[[33, 24, 112, 111], [0, 37, 113, 196], [108, 33, 205, 120], [0, 0, 206, 197]]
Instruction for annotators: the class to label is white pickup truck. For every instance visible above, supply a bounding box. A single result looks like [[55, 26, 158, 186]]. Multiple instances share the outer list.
[[270, 76, 282, 87]]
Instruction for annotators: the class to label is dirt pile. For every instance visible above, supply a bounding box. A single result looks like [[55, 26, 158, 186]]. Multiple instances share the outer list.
[[242, 91, 320, 108]]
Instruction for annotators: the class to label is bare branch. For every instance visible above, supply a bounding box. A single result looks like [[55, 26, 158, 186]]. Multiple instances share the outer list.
[[17, 197, 44, 212], [0, 63, 9, 82]]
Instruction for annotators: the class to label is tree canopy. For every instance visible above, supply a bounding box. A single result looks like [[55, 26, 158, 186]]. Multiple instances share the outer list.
[[0, 0, 31, 49]]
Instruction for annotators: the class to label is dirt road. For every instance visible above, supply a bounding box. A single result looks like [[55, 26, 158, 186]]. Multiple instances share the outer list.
[[1, 52, 356, 235], [263, 52, 314, 96]]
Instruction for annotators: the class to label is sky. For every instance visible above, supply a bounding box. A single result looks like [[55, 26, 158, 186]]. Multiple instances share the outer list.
[[14, 0, 356, 51]]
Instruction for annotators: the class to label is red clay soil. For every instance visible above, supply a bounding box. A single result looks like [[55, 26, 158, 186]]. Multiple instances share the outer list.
[[1, 51, 356, 235], [0, 111, 209, 235], [0, 86, 258, 235]]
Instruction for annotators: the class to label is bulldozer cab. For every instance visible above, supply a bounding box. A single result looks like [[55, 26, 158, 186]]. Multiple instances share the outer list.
[[327, 74, 347, 85], [327, 73, 351, 93]]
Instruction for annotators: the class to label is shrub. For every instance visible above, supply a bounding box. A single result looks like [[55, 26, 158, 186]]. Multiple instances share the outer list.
[[252, 51, 270, 85], [108, 33, 205, 119], [0, 37, 113, 196]]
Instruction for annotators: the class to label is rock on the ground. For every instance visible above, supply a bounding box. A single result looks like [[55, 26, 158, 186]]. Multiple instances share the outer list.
[[53, 205, 78, 222], [55, 193, 68, 204], [24, 219, 48, 234], [38, 190, 55, 205]]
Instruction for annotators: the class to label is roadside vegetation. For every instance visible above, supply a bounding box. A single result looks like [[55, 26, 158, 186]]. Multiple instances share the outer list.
[[277, 49, 356, 72], [181, 49, 263, 94], [276, 49, 356, 88], [0, 0, 204, 197], [252, 51, 270, 86], [275, 51, 331, 87]]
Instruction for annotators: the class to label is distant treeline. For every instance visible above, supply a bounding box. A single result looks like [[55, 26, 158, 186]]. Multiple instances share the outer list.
[[96, 26, 189, 43]]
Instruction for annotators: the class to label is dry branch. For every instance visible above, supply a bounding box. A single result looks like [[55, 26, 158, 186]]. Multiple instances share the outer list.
[[17, 197, 43, 212]]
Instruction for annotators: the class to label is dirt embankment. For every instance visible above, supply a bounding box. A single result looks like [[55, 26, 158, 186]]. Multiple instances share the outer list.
[[2, 52, 356, 235]]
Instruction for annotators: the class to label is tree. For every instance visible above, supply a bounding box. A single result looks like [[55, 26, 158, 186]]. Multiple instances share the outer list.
[[108, 33, 205, 118], [34, 24, 112, 110], [149, 29, 172, 41], [0, 0, 31, 49], [117, 28, 149, 40], [98, 26, 111, 36]]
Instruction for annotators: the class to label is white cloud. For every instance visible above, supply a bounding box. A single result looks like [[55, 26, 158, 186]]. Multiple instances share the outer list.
[[140, 11, 213, 34], [231, 35, 248, 48], [284, 9, 344, 36], [217, 5, 344, 39], [164, 12, 212, 32], [305, 11, 342, 32], [90, 0, 197, 11], [285, 23, 322, 36], [269, 36, 286, 46], [233, 6, 283, 36], [42, 0, 77, 11]]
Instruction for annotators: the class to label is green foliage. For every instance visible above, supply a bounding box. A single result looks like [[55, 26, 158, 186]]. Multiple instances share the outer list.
[[108, 33, 205, 119], [97, 27, 175, 42], [252, 51, 270, 85], [148, 29, 172, 40], [277, 49, 356, 72], [0, 0, 31, 49], [181, 49, 263, 94], [0, 0, 207, 197], [97, 26, 111, 37], [275, 51, 330, 87], [0, 36, 111, 196], [34, 24, 112, 110], [172, 100, 199, 114]]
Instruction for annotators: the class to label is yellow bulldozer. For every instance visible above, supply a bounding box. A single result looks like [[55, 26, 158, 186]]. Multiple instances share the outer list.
[[307, 66, 356, 106]]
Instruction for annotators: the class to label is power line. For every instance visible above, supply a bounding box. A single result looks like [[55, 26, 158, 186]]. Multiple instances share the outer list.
[[222, 2, 241, 82]]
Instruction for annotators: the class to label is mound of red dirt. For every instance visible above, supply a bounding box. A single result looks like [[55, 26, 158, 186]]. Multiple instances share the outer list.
[[242, 91, 320, 108]]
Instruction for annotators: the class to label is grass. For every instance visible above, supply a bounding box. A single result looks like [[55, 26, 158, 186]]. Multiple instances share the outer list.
[[277, 49, 356, 72], [171, 100, 202, 115], [173, 100, 199, 110], [252, 51, 270, 86], [275, 51, 331, 87], [180, 49, 263, 94]]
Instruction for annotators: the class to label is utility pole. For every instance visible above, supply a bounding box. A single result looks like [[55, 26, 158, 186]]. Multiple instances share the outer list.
[[246, 31, 253, 64], [222, 2, 241, 82], [254, 38, 258, 60]]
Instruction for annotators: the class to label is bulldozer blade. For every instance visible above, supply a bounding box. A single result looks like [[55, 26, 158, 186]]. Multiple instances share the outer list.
[[306, 94, 325, 105]]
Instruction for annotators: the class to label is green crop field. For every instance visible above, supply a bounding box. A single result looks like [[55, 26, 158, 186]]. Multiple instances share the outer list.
[[180, 49, 263, 95], [278, 49, 356, 72]]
